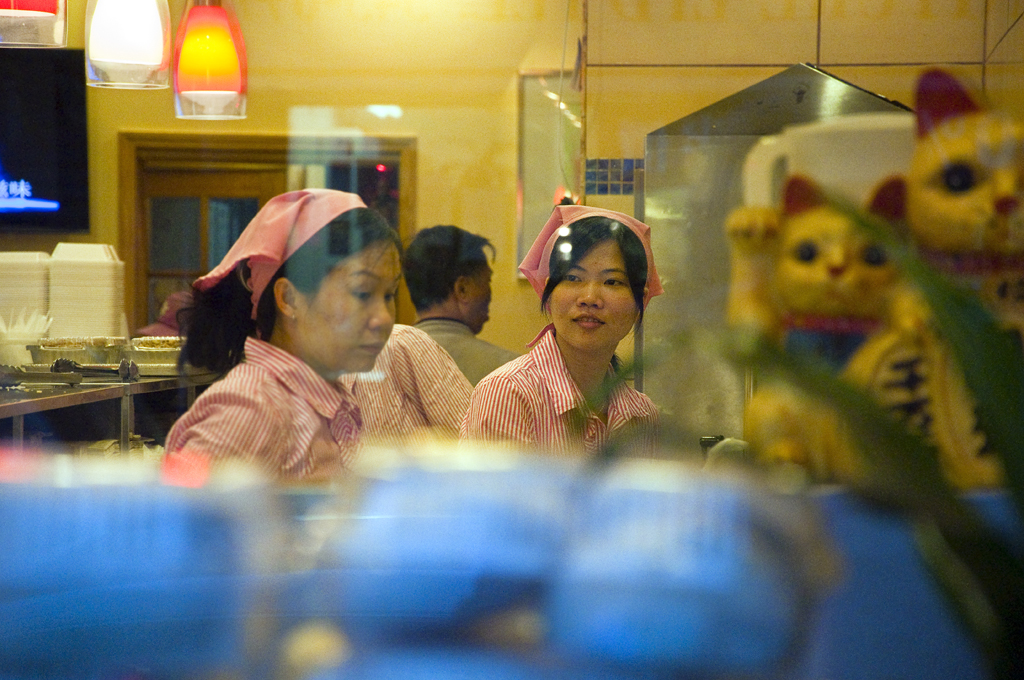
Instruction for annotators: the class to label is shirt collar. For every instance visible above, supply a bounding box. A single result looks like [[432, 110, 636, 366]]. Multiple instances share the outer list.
[[415, 317, 474, 335], [606, 380, 654, 427], [532, 326, 649, 423], [243, 337, 354, 420], [532, 328, 586, 416]]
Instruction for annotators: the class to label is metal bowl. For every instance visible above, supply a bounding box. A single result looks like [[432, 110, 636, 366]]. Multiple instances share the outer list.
[[30, 338, 127, 365], [29, 345, 94, 365], [123, 347, 181, 366], [126, 336, 183, 366]]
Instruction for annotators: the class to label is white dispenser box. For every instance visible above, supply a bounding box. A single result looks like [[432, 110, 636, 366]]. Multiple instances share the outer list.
[[47, 243, 126, 339]]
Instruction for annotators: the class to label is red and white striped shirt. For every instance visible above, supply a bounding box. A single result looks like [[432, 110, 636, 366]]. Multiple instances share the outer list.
[[460, 327, 658, 457], [340, 325, 472, 446], [165, 337, 361, 482]]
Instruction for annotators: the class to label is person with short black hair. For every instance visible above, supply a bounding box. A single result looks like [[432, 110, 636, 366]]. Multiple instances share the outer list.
[[403, 225, 518, 385]]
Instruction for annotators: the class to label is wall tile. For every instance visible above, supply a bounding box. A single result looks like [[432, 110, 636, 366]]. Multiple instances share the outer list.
[[986, 17, 1024, 119], [584, 194, 638, 216], [987, 62, 1024, 120], [989, 9, 1024, 63], [588, 0, 818, 65], [820, 0, 985, 64], [245, 0, 570, 75], [586, 66, 782, 158], [986, 0, 1011, 58]]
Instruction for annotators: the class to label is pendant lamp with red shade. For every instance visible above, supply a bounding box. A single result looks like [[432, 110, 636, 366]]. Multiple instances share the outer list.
[[0, 0, 67, 47], [173, 0, 246, 119]]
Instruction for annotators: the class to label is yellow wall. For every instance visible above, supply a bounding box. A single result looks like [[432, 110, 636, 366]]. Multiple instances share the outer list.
[[2, 0, 1022, 354], [583, 0, 1019, 162]]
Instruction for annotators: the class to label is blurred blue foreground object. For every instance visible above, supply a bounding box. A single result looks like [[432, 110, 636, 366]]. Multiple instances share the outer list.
[[325, 459, 576, 639], [312, 452, 837, 677], [545, 459, 835, 676], [0, 450, 288, 679], [6, 445, 1012, 679], [795, 488, 1023, 680]]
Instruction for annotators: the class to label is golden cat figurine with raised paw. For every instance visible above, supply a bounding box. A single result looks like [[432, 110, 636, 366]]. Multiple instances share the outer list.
[[727, 175, 902, 480]]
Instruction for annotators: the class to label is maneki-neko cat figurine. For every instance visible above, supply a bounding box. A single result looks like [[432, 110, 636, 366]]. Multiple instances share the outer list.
[[843, 69, 1023, 489], [905, 69, 1024, 329], [726, 175, 903, 480]]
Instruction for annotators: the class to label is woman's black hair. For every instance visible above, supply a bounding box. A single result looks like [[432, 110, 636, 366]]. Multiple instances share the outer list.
[[179, 207, 400, 374], [539, 215, 648, 321]]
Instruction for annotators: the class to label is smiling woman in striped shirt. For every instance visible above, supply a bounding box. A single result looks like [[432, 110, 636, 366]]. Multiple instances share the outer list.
[[165, 189, 402, 482], [460, 206, 663, 458]]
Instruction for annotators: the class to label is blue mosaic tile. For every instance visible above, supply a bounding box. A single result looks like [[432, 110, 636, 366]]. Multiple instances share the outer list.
[[582, 158, 642, 196]]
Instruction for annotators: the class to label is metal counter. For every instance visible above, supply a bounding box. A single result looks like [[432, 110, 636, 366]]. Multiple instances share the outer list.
[[1, 374, 216, 453]]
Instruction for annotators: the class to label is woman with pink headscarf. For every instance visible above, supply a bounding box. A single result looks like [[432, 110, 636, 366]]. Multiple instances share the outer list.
[[165, 189, 403, 482], [460, 206, 663, 457]]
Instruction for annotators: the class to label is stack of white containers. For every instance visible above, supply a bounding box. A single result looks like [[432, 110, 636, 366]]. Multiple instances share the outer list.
[[0, 252, 50, 329], [47, 243, 126, 338]]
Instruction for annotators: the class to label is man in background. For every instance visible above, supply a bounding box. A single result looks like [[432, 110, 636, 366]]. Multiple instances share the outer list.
[[403, 225, 518, 385]]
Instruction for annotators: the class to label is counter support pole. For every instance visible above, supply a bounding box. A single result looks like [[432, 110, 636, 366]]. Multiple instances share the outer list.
[[120, 387, 132, 455], [12, 414, 23, 449]]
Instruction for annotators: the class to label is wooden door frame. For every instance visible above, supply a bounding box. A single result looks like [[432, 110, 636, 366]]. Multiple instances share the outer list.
[[118, 132, 418, 331]]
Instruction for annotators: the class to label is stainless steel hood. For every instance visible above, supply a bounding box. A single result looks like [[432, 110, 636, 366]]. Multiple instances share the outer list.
[[639, 64, 911, 456]]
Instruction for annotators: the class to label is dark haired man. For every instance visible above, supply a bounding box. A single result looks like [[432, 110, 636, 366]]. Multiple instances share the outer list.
[[403, 225, 518, 385]]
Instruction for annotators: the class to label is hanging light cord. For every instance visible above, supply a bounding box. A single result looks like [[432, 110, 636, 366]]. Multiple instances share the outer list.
[[557, 0, 575, 196]]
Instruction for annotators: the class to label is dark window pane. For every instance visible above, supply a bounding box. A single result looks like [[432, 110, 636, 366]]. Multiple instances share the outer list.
[[208, 197, 259, 270], [150, 197, 201, 272]]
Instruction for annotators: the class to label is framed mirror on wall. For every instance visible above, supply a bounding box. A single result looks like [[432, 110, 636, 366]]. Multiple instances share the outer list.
[[517, 71, 583, 264]]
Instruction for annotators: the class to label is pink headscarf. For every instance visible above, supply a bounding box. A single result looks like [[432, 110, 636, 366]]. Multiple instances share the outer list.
[[518, 205, 663, 308], [194, 189, 366, 318]]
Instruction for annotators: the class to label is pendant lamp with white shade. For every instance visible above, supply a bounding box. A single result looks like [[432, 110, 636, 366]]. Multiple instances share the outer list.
[[85, 0, 170, 88], [173, 0, 247, 120], [0, 0, 67, 47]]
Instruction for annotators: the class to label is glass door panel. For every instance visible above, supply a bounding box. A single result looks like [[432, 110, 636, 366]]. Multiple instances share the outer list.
[[149, 197, 202, 272], [139, 170, 286, 330], [208, 197, 259, 269]]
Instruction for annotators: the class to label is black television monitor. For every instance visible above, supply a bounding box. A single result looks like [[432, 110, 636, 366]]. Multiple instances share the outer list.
[[0, 48, 89, 233]]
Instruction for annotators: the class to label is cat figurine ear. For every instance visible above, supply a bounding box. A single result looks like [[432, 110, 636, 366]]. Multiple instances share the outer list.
[[867, 176, 906, 224], [781, 175, 826, 216], [914, 69, 982, 138]]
